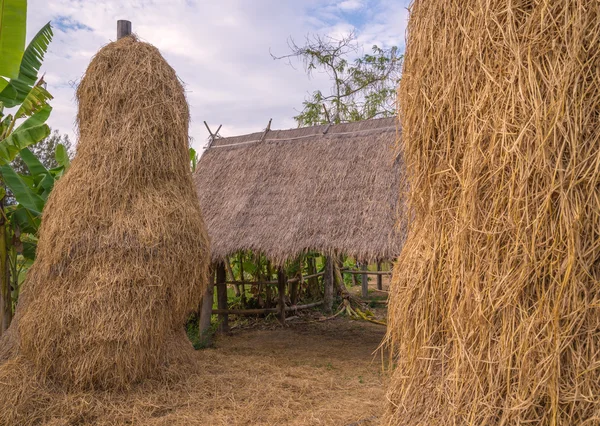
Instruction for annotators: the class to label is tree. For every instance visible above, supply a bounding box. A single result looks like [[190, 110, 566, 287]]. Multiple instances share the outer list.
[[272, 31, 402, 127], [12, 129, 72, 174]]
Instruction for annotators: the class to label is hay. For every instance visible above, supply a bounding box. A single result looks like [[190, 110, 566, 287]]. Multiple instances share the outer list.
[[386, 1, 600, 424], [0, 33, 209, 413], [0, 318, 386, 426], [194, 117, 404, 265]]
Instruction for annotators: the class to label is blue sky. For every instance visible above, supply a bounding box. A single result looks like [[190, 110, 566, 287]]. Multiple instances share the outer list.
[[27, 0, 410, 152]]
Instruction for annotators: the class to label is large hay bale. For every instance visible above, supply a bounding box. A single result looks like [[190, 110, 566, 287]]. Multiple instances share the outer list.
[[386, 1, 600, 424], [0, 36, 210, 391]]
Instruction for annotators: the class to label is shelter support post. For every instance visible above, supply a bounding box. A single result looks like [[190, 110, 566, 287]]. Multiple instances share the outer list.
[[323, 256, 334, 314], [376, 262, 383, 290], [198, 268, 215, 345], [290, 271, 300, 305], [361, 263, 369, 299], [277, 268, 286, 324], [216, 261, 229, 333]]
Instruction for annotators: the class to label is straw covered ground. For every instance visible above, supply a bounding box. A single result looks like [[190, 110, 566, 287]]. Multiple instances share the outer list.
[[0, 318, 386, 425], [0, 35, 210, 422], [385, 0, 600, 424]]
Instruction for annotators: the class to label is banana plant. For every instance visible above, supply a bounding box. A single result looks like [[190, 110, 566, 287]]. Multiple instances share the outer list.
[[0, 12, 54, 332], [3, 143, 69, 309]]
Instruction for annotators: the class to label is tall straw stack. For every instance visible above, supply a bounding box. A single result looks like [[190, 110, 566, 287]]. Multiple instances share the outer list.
[[386, 1, 600, 424], [0, 34, 209, 404]]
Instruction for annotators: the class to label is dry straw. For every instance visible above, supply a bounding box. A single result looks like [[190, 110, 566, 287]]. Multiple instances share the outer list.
[[386, 0, 600, 424], [0, 35, 210, 422], [194, 117, 405, 265]]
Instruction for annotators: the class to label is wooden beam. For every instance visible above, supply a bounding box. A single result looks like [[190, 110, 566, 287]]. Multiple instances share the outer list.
[[361, 263, 369, 299], [377, 261, 383, 290], [117, 20, 132, 39], [211, 300, 323, 316], [259, 118, 272, 142], [277, 267, 286, 324], [344, 270, 392, 276], [216, 262, 229, 333]]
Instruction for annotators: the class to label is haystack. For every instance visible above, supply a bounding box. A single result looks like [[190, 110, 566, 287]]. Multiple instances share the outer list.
[[386, 1, 600, 424], [0, 33, 209, 409]]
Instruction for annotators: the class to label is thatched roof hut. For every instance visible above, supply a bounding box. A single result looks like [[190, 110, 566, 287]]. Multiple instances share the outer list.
[[194, 117, 404, 264]]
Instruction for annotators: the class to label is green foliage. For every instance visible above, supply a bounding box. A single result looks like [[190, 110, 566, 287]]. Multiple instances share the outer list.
[[5, 143, 71, 249], [0, 22, 53, 108], [189, 147, 199, 172], [12, 129, 72, 174], [0, 0, 27, 79], [0, 2, 55, 329], [272, 32, 402, 127]]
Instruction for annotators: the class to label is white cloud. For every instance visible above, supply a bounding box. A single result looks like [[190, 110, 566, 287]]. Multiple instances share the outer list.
[[25, 0, 410, 153], [338, 0, 364, 11]]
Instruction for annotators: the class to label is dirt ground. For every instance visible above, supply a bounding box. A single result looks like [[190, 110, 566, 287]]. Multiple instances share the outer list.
[[20, 314, 389, 426], [193, 317, 388, 426]]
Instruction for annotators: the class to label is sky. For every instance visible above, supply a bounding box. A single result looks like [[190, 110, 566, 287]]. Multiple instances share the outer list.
[[26, 0, 410, 152]]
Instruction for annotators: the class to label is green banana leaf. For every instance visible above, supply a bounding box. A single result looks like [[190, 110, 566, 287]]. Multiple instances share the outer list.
[[15, 82, 52, 118], [0, 104, 51, 164], [19, 146, 54, 196], [22, 240, 36, 260], [0, 163, 44, 214], [55, 142, 70, 170], [0, 22, 52, 107], [9, 205, 40, 235], [0, 0, 27, 79]]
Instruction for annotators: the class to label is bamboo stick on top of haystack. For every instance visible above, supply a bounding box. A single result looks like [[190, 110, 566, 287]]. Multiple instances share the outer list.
[[0, 33, 210, 423], [386, 1, 600, 425]]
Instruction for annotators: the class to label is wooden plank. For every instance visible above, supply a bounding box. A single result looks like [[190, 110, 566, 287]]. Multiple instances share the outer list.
[[216, 262, 229, 333]]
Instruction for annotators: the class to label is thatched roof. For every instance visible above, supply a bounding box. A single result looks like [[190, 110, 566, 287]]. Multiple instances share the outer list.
[[193, 117, 405, 264]]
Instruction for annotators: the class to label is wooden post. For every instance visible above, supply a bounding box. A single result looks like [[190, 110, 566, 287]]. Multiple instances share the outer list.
[[216, 261, 229, 333], [306, 256, 319, 298], [239, 252, 247, 308], [117, 20, 132, 39], [277, 267, 286, 324], [323, 256, 334, 314], [266, 260, 273, 308], [198, 269, 215, 345], [361, 263, 369, 299], [377, 261, 383, 290], [290, 270, 300, 305]]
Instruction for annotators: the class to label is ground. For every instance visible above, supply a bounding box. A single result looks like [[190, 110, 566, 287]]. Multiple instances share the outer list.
[[10, 279, 390, 425], [24, 314, 388, 426], [191, 317, 388, 425]]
